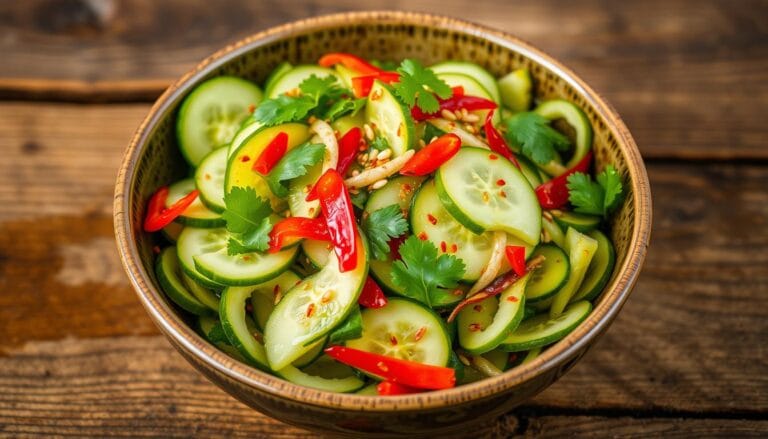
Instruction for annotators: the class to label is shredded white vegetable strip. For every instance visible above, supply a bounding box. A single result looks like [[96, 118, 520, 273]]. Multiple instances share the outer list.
[[468, 231, 507, 296], [344, 149, 415, 188], [428, 118, 489, 148], [470, 354, 504, 377], [310, 119, 339, 172]]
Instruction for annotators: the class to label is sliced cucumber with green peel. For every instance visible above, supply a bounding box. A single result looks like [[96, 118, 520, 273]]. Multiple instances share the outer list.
[[196, 315, 246, 361], [525, 244, 570, 303], [521, 347, 542, 364], [542, 215, 566, 248], [346, 298, 452, 367], [365, 175, 425, 213], [435, 147, 541, 245], [302, 239, 333, 268], [331, 110, 366, 135], [333, 64, 357, 90], [549, 228, 598, 317], [292, 338, 326, 368], [227, 118, 263, 158], [355, 383, 379, 395], [534, 100, 593, 170], [516, 154, 543, 188], [219, 286, 270, 370], [501, 301, 592, 352], [181, 272, 220, 312], [155, 247, 211, 316], [287, 162, 322, 219], [571, 230, 615, 302], [167, 179, 225, 228], [264, 232, 368, 370], [161, 222, 184, 243], [553, 211, 601, 233], [226, 123, 311, 211], [243, 270, 302, 330], [177, 76, 263, 166], [275, 356, 365, 393], [328, 306, 363, 344], [431, 61, 501, 103], [457, 273, 530, 354], [411, 179, 495, 282], [434, 72, 500, 124], [498, 68, 532, 112], [484, 349, 512, 371], [365, 80, 415, 157], [263, 61, 293, 94], [194, 147, 228, 213], [266, 65, 341, 98], [176, 231, 225, 289]]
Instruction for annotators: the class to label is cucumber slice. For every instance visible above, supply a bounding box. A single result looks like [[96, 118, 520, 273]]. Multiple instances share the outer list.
[[219, 285, 270, 370], [525, 244, 570, 303], [287, 161, 322, 219], [194, 147, 228, 213], [435, 147, 541, 245], [355, 383, 379, 395], [571, 230, 615, 302], [457, 273, 530, 354], [365, 175, 425, 213], [263, 61, 293, 94], [245, 270, 303, 330], [549, 228, 598, 317], [346, 298, 452, 367], [331, 111, 366, 137], [264, 232, 368, 370], [302, 239, 333, 268], [534, 100, 593, 170], [434, 72, 500, 124], [155, 247, 211, 316], [181, 272, 220, 312], [196, 315, 246, 361], [161, 222, 184, 243], [227, 118, 263, 158], [275, 356, 365, 393], [328, 306, 363, 344], [292, 338, 326, 368], [167, 179, 225, 228], [226, 123, 311, 211], [498, 68, 532, 112], [177, 76, 263, 166], [484, 349, 512, 371], [553, 211, 601, 233], [431, 61, 501, 103], [411, 180, 495, 282], [501, 301, 592, 352], [178, 226, 297, 287], [266, 65, 341, 98], [332, 64, 357, 90], [542, 215, 566, 248], [365, 80, 415, 157], [521, 347, 542, 365], [516, 154, 542, 188]]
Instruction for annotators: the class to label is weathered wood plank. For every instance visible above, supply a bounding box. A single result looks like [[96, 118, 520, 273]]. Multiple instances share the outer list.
[[0, 0, 766, 159]]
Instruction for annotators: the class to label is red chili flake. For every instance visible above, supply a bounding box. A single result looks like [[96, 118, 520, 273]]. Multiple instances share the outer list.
[[489, 154, 499, 160], [499, 190, 507, 198], [468, 323, 482, 332], [245, 302, 254, 313], [389, 334, 398, 346], [402, 183, 413, 193], [247, 104, 256, 114], [273, 285, 281, 295], [240, 155, 251, 162], [473, 304, 483, 312], [253, 332, 264, 343], [377, 361, 389, 372], [450, 244, 458, 253], [152, 245, 161, 255], [418, 232, 428, 240], [321, 290, 334, 303], [204, 173, 212, 181], [306, 303, 316, 318], [508, 353, 518, 364], [507, 296, 519, 302], [414, 327, 427, 341], [427, 213, 438, 225], [440, 241, 448, 252], [496, 179, 506, 186], [452, 288, 464, 296], [242, 255, 251, 261]]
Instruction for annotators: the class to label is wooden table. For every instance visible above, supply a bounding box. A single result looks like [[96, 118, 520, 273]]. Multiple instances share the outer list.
[[1, 1, 766, 436]]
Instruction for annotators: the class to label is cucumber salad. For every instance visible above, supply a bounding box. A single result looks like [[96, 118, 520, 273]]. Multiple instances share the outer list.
[[144, 53, 623, 395]]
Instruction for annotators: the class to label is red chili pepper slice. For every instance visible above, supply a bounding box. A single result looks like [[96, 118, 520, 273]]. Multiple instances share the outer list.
[[336, 127, 362, 176], [318, 53, 383, 76], [252, 132, 288, 175], [411, 92, 498, 121], [505, 245, 527, 277], [399, 133, 461, 176], [484, 110, 520, 169], [314, 169, 359, 272], [534, 151, 593, 209], [358, 277, 388, 309], [377, 381, 422, 396], [143, 186, 199, 232], [387, 234, 407, 261], [267, 217, 330, 253], [351, 71, 401, 98], [324, 346, 456, 390]]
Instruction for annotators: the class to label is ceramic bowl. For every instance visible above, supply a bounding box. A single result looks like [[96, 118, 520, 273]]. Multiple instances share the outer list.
[[114, 11, 651, 437]]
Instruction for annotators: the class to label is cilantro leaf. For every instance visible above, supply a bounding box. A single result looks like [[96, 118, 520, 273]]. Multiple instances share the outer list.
[[265, 142, 325, 197], [567, 165, 624, 216], [368, 136, 390, 151], [253, 74, 349, 126], [362, 204, 409, 260], [503, 112, 571, 165], [222, 187, 274, 254], [390, 236, 465, 307], [298, 75, 339, 98], [324, 97, 366, 122], [393, 59, 452, 114]]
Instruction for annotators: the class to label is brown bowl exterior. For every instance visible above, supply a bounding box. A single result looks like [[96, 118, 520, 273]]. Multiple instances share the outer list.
[[114, 11, 651, 437]]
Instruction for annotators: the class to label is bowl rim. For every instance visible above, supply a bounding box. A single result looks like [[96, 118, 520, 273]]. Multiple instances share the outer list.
[[114, 10, 652, 412]]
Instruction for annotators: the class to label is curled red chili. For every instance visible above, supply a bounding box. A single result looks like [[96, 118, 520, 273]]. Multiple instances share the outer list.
[[535, 151, 593, 209], [318, 53, 383, 75], [336, 127, 362, 176], [400, 134, 461, 176], [268, 217, 330, 253], [252, 132, 288, 175], [411, 91, 497, 121], [484, 110, 520, 169], [313, 169, 359, 272], [351, 71, 400, 98], [143, 187, 199, 232]]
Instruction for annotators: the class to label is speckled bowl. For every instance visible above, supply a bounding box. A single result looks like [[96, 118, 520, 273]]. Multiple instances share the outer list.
[[114, 11, 651, 437]]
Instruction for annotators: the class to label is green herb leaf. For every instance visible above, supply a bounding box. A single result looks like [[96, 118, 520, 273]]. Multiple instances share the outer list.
[[393, 59, 452, 114], [390, 236, 465, 307], [597, 165, 623, 212], [222, 187, 274, 254], [368, 136, 390, 151], [324, 97, 366, 122], [227, 216, 273, 255], [566, 165, 624, 216], [362, 204, 409, 260], [253, 74, 349, 126], [328, 306, 363, 344], [503, 112, 571, 165], [265, 142, 325, 197], [349, 189, 369, 210], [298, 75, 339, 99]]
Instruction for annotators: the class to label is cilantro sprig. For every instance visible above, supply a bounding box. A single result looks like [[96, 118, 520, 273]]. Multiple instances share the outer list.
[[265, 142, 325, 198], [567, 165, 624, 216], [222, 187, 273, 254], [392, 59, 452, 114], [502, 112, 571, 165], [391, 236, 466, 307], [253, 75, 349, 126], [362, 204, 409, 261]]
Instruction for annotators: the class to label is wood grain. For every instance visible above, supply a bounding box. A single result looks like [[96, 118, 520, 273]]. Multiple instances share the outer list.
[[0, 0, 766, 159]]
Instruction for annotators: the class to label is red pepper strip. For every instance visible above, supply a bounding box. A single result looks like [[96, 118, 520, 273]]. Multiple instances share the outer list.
[[534, 151, 593, 209], [387, 234, 407, 261], [336, 127, 362, 176], [325, 346, 456, 390], [484, 110, 520, 169], [400, 133, 461, 176], [314, 169, 359, 272], [268, 217, 330, 253], [252, 132, 288, 175], [411, 93, 498, 121], [351, 71, 401, 98], [143, 187, 199, 232], [318, 53, 383, 75], [377, 381, 422, 396], [505, 245, 527, 277], [358, 277, 388, 309]]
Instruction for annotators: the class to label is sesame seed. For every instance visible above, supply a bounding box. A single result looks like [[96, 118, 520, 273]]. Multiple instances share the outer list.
[[414, 327, 427, 341], [377, 149, 392, 160], [458, 354, 471, 366], [364, 123, 375, 140], [371, 179, 388, 190], [441, 109, 457, 120], [352, 169, 360, 177], [463, 113, 480, 123], [430, 136, 438, 144], [543, 211, 554, 222], [419, 139, 426, 148]]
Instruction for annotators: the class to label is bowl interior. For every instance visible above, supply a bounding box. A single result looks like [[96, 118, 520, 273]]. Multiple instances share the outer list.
[[117, 12, 649, 411]]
